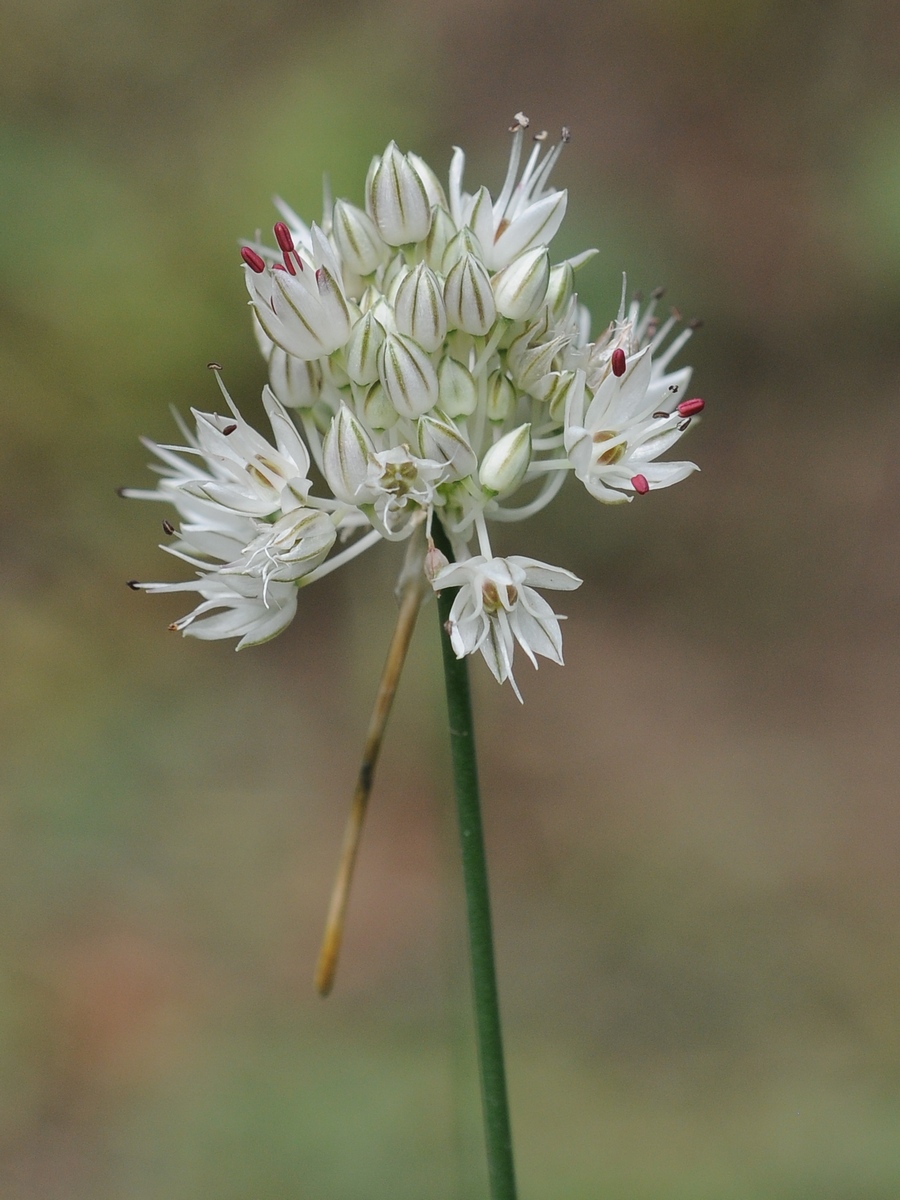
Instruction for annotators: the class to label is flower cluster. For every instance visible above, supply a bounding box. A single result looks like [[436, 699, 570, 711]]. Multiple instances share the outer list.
[[126, 114, 703, 697]]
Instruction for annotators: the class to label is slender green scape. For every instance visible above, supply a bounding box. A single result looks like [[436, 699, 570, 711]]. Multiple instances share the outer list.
[[434, 518, 518, 1200]]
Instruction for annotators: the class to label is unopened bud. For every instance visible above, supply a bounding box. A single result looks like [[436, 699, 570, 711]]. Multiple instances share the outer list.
[[425, 206, 458, 272], [408, 153, 448, 209], [548, 368, 587, 424], [345, 311, 387, 386], [479, 424, 532, 496], [378, 332, 439, 418], [444, 253, 496, 336], [441, 227, 486, 275], [268, 347, 322, 410], [491, 246, 550, 321], [322, 405, 375, 503], [485, 370, 516, 423], [437, 356, 478, 418], [417, 412, 477, 479], [367, 142, 432, 246], [545, 262, 575, 320], [332, 199, 388, 276], [394, 263, 447, 352], [362, 381, 398, 431], [511, 338, 564, 399], [382, 255, 410, 304]]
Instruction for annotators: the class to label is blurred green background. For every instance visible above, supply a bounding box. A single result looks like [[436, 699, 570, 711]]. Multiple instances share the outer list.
[[3, 0, 900, 1196]]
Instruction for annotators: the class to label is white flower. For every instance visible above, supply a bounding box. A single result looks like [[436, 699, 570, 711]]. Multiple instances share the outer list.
[[181, 385, 313, 517], [244, 223, 352, 361], [133, 572, 299, 649], [432, 555, 581, 700], [363, 446, 446, 539], [564, 348, 699, 502], [222, 507, 336, 586]]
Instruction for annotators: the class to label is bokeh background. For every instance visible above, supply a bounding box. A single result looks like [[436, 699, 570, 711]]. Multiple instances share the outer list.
[[3, 0, 900, 1196]]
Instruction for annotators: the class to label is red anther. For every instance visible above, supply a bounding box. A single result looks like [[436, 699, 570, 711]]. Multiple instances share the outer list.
[[631, 474, 650, 495], [240, 247, 266, 273], [222, 423, 238, 435], [273, 221, 295, 253], [272, 262, 286, 271], [611, 347, 627, 377], [677, 398, 705, 417]]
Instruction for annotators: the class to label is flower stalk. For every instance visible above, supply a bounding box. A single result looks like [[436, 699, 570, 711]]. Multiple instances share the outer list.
[[434, 518, 518, 1200], [314, 529, 428, 995]]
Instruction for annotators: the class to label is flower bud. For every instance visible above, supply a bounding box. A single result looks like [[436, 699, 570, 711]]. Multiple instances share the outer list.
[[441, 227, 486, 275], [332, 199, 388, 276], [467, 186, 496, 253], [547, 369, 586, 423], [408, 153, 448, 209], [362, 381, 398, 431], [491, 247, 550, 321], [424, 206, 457, 272], [268, 347, 322, 409], [394, 263, 447, 352], [344, 311, 386, 386], [510, 338, 566, 399], [322, 404, 375, 503], [367, 142, 432, 246], [486, 370, 516, 423], [377, 332, 439, 418], [479, 424, 532, 496], [547, 261, 575, 318], [437, 356, 478, 418], [444, 254, 496, 336], [381, 254, 410, 304], [417, 412, 477, 479]]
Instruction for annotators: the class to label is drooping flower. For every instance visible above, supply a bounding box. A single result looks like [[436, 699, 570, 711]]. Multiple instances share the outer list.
[[431, 555, 582, 701]]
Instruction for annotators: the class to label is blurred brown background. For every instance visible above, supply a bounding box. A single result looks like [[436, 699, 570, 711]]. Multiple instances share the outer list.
[[3, 0, 900, 1196]]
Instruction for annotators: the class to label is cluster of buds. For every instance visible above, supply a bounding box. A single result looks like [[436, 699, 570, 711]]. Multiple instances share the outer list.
[[127, 115, 703, 697]]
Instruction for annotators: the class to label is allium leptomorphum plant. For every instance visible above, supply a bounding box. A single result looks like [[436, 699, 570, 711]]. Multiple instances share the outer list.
[[125, 113, 704, 1200]]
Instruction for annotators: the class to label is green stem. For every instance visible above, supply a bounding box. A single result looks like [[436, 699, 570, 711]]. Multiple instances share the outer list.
[[433, 521, 518, 1200]]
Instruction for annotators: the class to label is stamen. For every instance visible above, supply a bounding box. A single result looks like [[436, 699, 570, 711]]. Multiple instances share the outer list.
[[126, 580, 141, 589], [651, 286, 666, 300], [631, 474, 650, 495], [240, 247, 266, 273], [162, 520, 175, 535], [207, 362, 222, 371], [676, 398, 704, 417], [652, 411, 671, 419], [678, 418, 691, 432], [222, 423, 238, 435], [611, 348, 626, 377], [273, 221, 295, 253]]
